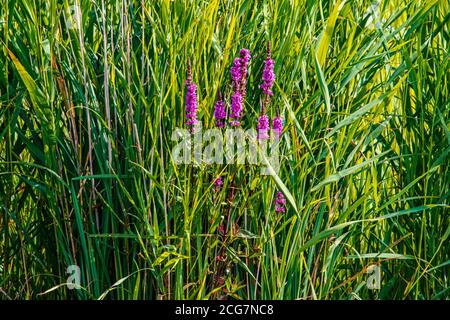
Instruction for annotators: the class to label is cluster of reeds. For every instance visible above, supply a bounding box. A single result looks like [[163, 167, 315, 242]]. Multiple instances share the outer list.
[[0, 0, 448, 300]]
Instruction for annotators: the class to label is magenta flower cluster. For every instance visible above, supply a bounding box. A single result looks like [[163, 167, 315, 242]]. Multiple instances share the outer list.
[[230, 58, 242, 86], [272, 114, 283, 138], [185, 60, 198, 130], [185, 82, 198, 128], [185, 44, 287, 214], [228, 49, 251, 127], [275, 191, 286, 212], [239, 49, 251, 94], [229, 92, 243, 127], [260, 56, 275, 96], [257, 42, 283, 141], [214, 93, 226, 128], [213, 176, 223, 192], [257, 114, 269, 140], [185, 44, 282, 135]]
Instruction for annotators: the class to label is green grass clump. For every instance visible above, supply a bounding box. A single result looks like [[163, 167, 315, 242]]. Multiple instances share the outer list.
[[0, 0, 449, 300]]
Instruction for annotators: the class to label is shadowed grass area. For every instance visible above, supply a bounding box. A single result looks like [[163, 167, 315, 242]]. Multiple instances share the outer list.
[[0, 0, 449, 300]]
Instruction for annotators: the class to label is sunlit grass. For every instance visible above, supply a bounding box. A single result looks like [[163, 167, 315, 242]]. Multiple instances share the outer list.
[[0, 0, 449, 300]]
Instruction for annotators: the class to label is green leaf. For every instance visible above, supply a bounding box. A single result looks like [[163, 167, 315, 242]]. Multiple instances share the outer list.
[[316, 0, 346, 67], [346, 253, 414, 260], [311, 150, 390, 191], [326, 92, 390, 138], [6, 47, 46, 109], [314, 48, 331, 115]]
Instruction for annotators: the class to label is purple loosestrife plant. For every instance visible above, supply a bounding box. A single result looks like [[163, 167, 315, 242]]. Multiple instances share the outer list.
[[214, 91, 226, 128], [229, 48, 251, 127], [275, 191, 286, 212], [257, 42, 275, 140], [185, 59, 198, 131], [272, 113, 283, 138], [239, 48, 251, 97], [257, 113, 269, 140], [260, 42, 275, 97], [230, 58, 242, 89], [213, 176, 223, 192], [230, 91, 243, 127]]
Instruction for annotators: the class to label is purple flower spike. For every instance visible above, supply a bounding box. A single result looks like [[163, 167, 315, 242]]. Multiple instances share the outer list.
[[230, 91, 243, 127], [239, 48, 251, 96], [213, 176, 223, 192], [275, 191, 286, 213], [230, 58, 242, 88], [257, 113, 270, 140], [229, 48, 251, 126], [185, 83, 198, 127], [272, 114, 283, 138], [240, 48, 251, 68], [214, 91, 226, 128], [260, 42, 275, 96], [185, 59, 198, 131]]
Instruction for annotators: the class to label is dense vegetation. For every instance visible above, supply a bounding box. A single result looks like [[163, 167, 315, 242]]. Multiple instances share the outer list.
[[0, 0, 449, 299]]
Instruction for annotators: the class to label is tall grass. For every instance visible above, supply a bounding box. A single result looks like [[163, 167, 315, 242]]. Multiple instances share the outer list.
[[0, 0, 449, 300]]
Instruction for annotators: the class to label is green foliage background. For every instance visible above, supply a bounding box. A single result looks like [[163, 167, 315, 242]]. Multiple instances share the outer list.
[[0, 0, 449, 299]]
